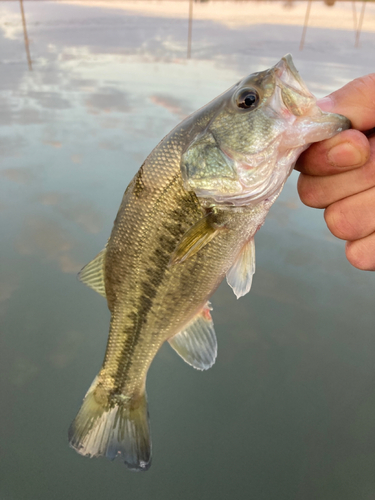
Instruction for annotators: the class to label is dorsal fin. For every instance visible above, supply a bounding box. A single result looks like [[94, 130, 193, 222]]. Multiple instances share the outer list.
[[168, 302, 217, 370], [226, 237, 255, 299], [78, 248, 107, 297]]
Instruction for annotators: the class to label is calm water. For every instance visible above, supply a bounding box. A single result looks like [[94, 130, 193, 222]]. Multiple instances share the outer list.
[[1, 1, 375, 499]]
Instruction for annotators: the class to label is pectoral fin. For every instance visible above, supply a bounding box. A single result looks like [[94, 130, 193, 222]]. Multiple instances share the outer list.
[[170, 212, 227, 265], [226, 237, 255, 299], [78, 248, 107, 297], [168, 302, 217, 370]]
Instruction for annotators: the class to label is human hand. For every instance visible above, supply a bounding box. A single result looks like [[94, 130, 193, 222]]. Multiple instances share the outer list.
[[296, 74, 375, 270]]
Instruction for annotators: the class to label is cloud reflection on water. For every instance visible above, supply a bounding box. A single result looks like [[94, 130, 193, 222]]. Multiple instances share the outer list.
[[85, 86, 131, 114], [15, 216, 82, 273], [150, 93, 192, 119], [1, 167, 36, 184], [49, 329, 85, 369], [36, 192, 104, 234]]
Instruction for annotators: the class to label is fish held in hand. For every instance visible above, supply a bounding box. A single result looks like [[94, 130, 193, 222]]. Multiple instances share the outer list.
[[68, 54, 350, 470]]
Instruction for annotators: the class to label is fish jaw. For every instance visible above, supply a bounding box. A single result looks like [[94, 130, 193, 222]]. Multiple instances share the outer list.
[[274, 54, 351, 147], [273, 53, 316, 117]]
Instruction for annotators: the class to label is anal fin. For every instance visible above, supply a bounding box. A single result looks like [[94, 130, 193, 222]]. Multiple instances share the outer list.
[[168, 302, 217, 370], [226, 237, 255, 299]]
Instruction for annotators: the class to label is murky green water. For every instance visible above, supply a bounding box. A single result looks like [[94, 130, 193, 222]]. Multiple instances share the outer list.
[[1, 2, 375, 499]]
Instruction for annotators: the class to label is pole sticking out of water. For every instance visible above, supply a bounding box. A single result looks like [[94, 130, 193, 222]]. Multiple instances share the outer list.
[[187, 0, 193, 59], [299, 0, 312, 51], [20, 0, 32, 71], [355, 0, 366, 48], [352, 0, 358, 33]]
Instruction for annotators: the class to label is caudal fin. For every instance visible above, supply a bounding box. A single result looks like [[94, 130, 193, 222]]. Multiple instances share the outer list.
[[68, 378, 151, 471]]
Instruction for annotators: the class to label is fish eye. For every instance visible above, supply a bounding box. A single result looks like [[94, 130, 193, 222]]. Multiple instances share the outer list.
[[236, 89, 259, 110]]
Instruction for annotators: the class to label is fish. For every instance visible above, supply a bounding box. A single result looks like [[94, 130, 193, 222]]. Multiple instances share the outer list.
[[68, 54, 350, 471]]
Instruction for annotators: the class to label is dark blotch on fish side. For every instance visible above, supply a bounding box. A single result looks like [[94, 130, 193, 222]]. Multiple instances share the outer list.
[[133, 165, 146, 199]]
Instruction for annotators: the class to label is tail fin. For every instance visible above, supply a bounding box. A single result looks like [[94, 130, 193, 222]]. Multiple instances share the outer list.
[[68, 378, 151, 471]]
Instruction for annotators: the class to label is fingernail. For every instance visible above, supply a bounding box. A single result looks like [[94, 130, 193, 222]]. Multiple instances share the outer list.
[[317, 96, 334, 112], [327, 142, 363, 168]]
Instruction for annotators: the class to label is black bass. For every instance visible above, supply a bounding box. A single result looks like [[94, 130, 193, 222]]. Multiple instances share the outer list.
[[69, 55, 350, 470]]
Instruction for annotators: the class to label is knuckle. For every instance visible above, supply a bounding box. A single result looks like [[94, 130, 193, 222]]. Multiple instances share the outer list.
[[351, 74, 375, 108], [297, 175, 324, 208], [362, 157, 375, 185], [324, 204, 357, 239]]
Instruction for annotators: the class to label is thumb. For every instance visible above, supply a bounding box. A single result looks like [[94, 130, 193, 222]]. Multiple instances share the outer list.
[[316, 74, 375, 131]]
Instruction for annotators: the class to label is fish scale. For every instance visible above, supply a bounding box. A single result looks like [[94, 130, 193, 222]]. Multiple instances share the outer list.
[[69, 54, 350, 470], [104, 164, 247, 391]]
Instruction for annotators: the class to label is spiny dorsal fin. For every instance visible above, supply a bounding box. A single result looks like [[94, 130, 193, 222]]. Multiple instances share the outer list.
[[169, 212, 227, 265], [226, 237, 255, 299], [78, 248, 107, 297], [168, 302, 217, 370]]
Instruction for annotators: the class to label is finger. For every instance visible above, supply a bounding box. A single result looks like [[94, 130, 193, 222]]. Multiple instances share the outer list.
[[297, 146, 375, 208], [296, 129, 370, 176], [324, 186, 375, 240], [346, 233, 375, 271], [317, 73, 375, 131]]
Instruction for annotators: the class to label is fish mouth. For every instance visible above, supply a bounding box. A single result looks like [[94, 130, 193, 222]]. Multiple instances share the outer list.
[[273, 54, 312, 99], [272, 53, 317, 117], [271, 54, 351, 147]]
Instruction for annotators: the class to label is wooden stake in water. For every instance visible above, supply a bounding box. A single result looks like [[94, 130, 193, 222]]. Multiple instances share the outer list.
[[352, 0, 358, 33], [355, 0, 366, 48], [299, 0, 312, 51], [187, 0, 193, 59], [20, 0, 32, 71]]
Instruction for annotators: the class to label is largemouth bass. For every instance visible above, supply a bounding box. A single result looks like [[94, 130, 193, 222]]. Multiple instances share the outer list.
[[69, 55, 350, 471]]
